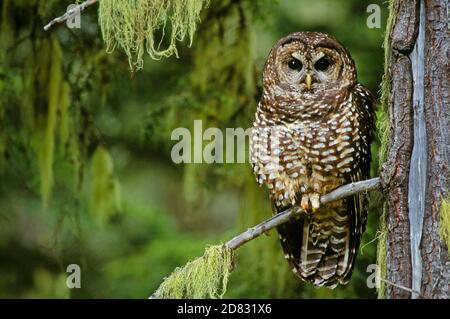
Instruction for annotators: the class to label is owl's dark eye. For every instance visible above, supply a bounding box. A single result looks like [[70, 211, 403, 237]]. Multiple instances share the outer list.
[[287, 58, 303, 70], [315, 57, 331, 71]]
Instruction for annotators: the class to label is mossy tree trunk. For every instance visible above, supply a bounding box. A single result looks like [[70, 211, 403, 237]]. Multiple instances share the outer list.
[[382, 0, 449, 299]]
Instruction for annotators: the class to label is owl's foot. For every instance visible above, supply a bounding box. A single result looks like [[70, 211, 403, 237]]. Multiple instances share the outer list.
[[300, 193, 321, 213], [300, 194, 310, 212], [310, 193, 320, 212]]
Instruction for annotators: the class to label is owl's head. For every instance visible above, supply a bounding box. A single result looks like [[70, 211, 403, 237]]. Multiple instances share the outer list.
[[263, 32, 356, 97]]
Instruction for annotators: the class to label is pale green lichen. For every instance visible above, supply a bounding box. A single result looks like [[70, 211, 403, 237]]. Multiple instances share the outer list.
[[98, 0, 209, 70], [439, 197, 450, 253], [90, 146, 122, 224], [153, 244, 234, 299]]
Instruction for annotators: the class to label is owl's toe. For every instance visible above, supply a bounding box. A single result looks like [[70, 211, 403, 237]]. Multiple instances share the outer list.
[[300, 194, 310, 212], [310, 193, 320, 212]]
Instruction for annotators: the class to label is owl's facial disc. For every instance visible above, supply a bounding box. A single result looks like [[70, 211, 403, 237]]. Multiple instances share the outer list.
[[274, 41, 347, 94], [263, 32, 357, 117], [295, 49, 342, 93]]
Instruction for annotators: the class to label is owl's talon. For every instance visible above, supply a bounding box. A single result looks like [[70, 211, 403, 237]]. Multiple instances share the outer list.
[[310, 193, 320, 212], [300, 194, 310, 212]]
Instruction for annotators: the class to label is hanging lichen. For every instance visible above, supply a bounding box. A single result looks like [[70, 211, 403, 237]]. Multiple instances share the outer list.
[[29, 37, 75, 208], [153, 244, 234, 299], [37, 39, 62, 208], [98, 0, 210, 70], [90, 146, 122, 225], [439, 197, 450, 253]]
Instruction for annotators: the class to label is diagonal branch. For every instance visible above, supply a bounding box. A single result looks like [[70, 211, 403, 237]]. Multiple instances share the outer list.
[[226, 177, 381, 250], [43, 0, 99, 31]]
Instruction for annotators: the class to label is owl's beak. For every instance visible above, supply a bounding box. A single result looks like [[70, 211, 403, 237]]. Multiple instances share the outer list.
[[305, 73, 313, 91]]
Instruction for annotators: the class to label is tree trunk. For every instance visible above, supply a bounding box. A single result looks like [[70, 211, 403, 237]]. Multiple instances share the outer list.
[[382, 0, 450, 299]]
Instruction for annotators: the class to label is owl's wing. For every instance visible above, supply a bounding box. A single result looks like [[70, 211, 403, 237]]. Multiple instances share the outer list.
[[340, 83, 376, 281]]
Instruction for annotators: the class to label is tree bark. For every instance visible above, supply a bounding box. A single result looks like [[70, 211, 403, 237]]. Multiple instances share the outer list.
[[421, 0, 450, 299], [382, 0, 450, 299]]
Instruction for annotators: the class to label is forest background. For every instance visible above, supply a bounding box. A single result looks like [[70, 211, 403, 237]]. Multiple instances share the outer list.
[[0, 0, 386, 298]]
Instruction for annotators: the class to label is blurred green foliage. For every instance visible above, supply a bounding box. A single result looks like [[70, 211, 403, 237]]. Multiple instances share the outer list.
[[0, 0, 386, 298]]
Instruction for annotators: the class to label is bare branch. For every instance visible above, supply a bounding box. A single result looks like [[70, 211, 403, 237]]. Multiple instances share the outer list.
[[226, 177, 381, 250], [43, 0, 99, 31]]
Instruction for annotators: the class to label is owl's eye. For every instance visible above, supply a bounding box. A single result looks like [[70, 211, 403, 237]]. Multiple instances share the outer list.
[[315, 57, 331, 71], [287, 58, 303, 70]]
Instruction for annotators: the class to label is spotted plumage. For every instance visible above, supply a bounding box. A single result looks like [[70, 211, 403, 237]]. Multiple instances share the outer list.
[[251, 32, 376, 288]]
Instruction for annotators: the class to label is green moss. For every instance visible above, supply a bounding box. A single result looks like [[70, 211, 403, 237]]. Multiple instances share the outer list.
[[376, 108, 390, 167], [153, 244, 234, 299], [439, 197, 450, 253], [98, 0, 209, 70]]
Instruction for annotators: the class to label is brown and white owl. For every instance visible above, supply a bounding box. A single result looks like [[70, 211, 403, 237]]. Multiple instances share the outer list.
[[251, 32, 376, 288]]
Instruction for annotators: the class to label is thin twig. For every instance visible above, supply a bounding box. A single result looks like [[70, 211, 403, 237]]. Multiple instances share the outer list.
[[43, 0, 99, 31], [226, 177, 381, 250], [380, 278, 421, 296]]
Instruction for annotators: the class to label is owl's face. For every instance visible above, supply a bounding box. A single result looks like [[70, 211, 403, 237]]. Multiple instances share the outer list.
[[264, 32, 356, 98]]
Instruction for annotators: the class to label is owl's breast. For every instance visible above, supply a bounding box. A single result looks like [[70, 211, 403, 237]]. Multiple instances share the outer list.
[[251, 101, 361, 208]]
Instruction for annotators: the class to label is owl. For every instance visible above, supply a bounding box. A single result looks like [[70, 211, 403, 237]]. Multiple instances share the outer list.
[[251, 32, 376, 288]]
